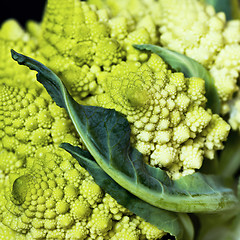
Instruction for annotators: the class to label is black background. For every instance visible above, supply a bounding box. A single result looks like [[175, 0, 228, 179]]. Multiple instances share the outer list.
[[0, 1, 47, 27]]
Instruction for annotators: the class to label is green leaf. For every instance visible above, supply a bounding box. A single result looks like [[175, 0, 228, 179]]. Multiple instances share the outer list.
[[60, 143, 194, 240], [133, 44, 221, 114], [11, 49, 239, 213]]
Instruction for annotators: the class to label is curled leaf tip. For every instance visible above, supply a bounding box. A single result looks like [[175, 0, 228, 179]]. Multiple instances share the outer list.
[[11, 49, 22, 62]]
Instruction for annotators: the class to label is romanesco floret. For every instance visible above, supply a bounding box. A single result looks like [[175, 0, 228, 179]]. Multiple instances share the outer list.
[[106, 5, 158, 61], [0, 0, 236, 238], [156, 0, 240, 132], [108, 215, 165, 240], [0, 58, 167, 240], [102, 194, 130, 221], [88, 0, 163, 24], [0, 83, 82, 158], [87, 0, 240, 132], [159, 0, 225, 65], [158, 0, 240, 114], [209, 43, 240, 101], [0, 147, 166, 239], [38, 0, 159, 101], [87, 203, 113, 237], [0, 150, 24, 177], [0, 19, 41, 89], [38, 0, 126, 100], [138, 220, 166, 240], [95, 53, 230, 178], [109, 216, 140, 240]]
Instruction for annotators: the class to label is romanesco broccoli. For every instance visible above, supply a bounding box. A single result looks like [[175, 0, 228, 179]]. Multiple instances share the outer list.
[[157, 0, 240, 132], [1, 0, 239, 239], [158, 0, 240, 105], [0, 15, 167, 238], [95, 53, 230, 178], [39, 0, 125, 100]]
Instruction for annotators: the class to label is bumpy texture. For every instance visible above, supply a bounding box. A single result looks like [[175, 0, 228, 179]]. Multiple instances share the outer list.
[[95, 53, 230, 178], [0, 19, 41, 89], [96, 0, 240, 105], [157, 0, 240, 132], [88, 0, 240, 131], [0, 147, 165, 239], [0, 82, 166, 239], [0, 24, 166, 239], [88, 0, 162, 23], [0, 0, 237, 238], [38, 0, 158, 101], [0, 83, 81, 158], [158, 0, 240, 104]]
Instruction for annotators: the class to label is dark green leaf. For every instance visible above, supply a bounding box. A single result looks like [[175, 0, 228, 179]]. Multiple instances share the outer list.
[[11, 50, 239, 213], [60, 143, 194, 240], [133, 44, 221, 114]]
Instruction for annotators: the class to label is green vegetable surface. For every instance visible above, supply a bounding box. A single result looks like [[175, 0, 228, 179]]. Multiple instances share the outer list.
[[11, 50, 239, 215], [133, 44, 221, 114], [1, 0, 240, 239]]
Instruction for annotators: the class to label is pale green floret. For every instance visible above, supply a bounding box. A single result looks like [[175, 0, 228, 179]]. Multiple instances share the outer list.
[[88, 0, 162, 25], [102, 194, 131, 221], [95, 53, 230, 178], [80, 179, 103, 206], [70, 197, 91, 220], [109, 216, 140, 240], [93, 0, 240, 132], [0, 222, 25, 240], [159, 0, 226, 65], [157, 0, 240, 126], [65, 222, 89, 239], [139, 221, 166, 240], [123, 28, 152, 62], [0, 150, 24, 176], [202, 114, 231, 159], [185, 106, 212, 133], [87, 204, 113, 237]]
